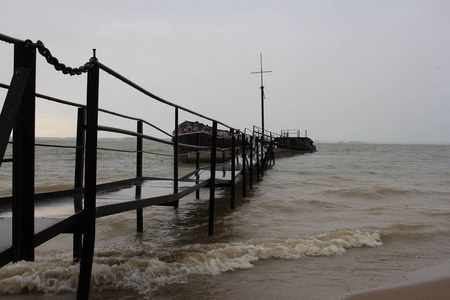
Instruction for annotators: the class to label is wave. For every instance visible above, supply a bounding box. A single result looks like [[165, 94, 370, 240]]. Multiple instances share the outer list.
[[378, 223, 449, 240], [323, 186, 422, 200], [0, 230, 382, 296]]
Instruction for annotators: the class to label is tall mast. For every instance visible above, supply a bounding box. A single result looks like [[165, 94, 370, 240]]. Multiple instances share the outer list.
[[251, 53, 272, 138]]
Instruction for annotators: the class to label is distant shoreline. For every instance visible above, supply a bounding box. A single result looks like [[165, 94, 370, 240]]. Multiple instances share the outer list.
[[5, 137, 447, 146]]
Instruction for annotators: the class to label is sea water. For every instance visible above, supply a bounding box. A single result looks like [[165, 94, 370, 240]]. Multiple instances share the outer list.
[[0, 141, 449, 299]]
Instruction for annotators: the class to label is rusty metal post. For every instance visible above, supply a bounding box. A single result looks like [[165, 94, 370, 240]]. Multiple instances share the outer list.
[[12, 40, 36, 262], [231, 130, 236, 209], [136, 120, 143, 232], [208, 121, 217, 236], [77, 59, 99, 300], [242, 133, 247, 198], [173, 108, 179, 208], [73, 107, 86, 261]]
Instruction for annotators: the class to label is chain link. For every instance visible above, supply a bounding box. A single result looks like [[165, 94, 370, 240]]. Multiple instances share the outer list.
[[1, 35, 97, 76], [35, 40, 97, 76]]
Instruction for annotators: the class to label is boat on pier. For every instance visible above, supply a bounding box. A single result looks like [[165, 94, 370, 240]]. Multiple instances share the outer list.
[[175, 122, 316, 163]]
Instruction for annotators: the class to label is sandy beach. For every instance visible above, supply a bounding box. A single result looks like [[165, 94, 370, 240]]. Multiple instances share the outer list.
[[345, 263, 450, 300]]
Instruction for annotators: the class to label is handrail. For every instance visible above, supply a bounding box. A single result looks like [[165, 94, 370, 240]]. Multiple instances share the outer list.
[[0, 33, 24, 45], [1, 82, 172, 138], [97, 125, 173, 146], [96, 147, 173, 157], [1, 82, 85, 109], [98, 107, 172, 138], [97, 62, 237, 132]]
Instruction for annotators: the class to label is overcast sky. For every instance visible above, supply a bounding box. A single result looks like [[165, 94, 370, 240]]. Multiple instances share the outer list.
[[1, 0, 449, 144]]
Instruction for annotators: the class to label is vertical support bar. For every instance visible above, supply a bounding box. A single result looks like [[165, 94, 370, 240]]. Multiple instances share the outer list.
[[242, 134, 247, 198], [12, 41, 36, 262], [136, 120, 143, 232], [236, 137, 240, 165], [136, 120, 143, 178], [249, 135, 253, 189], [73, 107, 86, 261], [77, 61, 99, 300], [173, 108, 179, 208], [256, 137, 260, 182], [135, 185, 142, 231], [222, 137, 225, 164], [195, 132, 200, 199], [74, 108, 86, 189], [230, 130, 236, 209], [270, 144, 275, 165], [260, 134, 264, 178], [208, 121, 218, 236]]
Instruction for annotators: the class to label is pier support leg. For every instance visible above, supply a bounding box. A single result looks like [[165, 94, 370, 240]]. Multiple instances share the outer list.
[[260, 136, 264, 178], [77, 61, 99, 300], [173, 108, 179, 209], [256, 137, 260, 182], [73, 107, 86, 261], [195, 133, 200, 199], [231, 131, 236, 209], [208, 122, 217, 236], [136, 185, 143, 232], [136, 120, 143, 232], [12, 41, 36, 262], [242, 134, 247, 198], [249, 136, 253, 189]]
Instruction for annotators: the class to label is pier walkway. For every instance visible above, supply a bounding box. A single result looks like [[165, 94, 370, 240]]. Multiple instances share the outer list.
[[0, 159, 244, 266], [0, 33, 284, 299]]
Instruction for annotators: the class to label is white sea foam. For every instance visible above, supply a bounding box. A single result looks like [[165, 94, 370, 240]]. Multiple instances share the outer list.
[[0, 230, 382, 295]]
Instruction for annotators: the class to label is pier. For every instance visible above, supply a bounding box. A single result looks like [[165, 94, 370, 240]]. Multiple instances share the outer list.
[[0, 33, 313, 299]]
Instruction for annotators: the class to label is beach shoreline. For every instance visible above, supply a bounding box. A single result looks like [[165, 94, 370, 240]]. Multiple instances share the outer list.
[[344, 263, 450, 300]]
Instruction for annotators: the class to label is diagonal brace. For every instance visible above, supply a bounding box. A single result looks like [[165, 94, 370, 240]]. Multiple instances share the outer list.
[[0, 67, 31, 167]]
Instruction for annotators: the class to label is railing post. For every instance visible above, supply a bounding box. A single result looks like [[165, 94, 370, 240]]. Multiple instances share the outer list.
[[222, 137, 226, 164], [77, 60, 99, 300], [235, 134, 240, 165], [195, 132, 200, 199], [208, 121, 218, 236], [231, 130, 236, 209], [136, 120, 143, 232], [74, 108, 86, 190], [73, 107, 86, 261], [242, 133, 247, 198], [12, 40, 36, 262], [249, 135, 253, 189], [173, 108, 179, 208]]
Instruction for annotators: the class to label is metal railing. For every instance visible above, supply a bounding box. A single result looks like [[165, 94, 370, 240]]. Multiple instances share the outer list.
[[0, 33, 278, 299]]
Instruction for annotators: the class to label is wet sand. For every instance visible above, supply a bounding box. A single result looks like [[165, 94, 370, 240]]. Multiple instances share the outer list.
[[345, 263, 450, 300], [345, 278, 450, 300]]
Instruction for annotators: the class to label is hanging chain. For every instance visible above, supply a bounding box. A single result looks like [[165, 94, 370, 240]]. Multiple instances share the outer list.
[[1, 35, 96, 75], [33, 40, 97, 76]]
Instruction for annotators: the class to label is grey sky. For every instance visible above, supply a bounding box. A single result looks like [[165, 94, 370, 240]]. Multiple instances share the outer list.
[[1, 0, 449, 144]]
